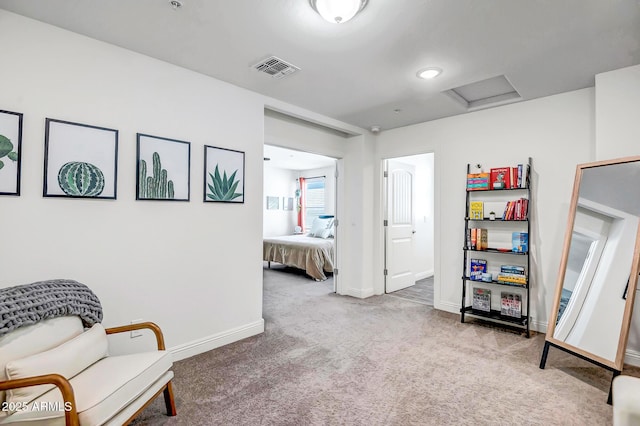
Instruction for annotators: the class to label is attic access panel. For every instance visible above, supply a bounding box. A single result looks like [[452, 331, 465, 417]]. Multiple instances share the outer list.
[[445, 75, 521, 111]]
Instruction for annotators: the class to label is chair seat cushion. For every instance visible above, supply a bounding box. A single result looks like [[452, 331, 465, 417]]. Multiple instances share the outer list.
[[20, 351, 172, 425]]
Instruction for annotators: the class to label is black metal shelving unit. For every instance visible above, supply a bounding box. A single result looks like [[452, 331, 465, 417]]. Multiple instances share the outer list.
[[461, 158, 532, 337]]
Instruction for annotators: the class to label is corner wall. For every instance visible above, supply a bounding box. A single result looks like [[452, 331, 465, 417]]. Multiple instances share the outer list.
[[375, 88, 595, 331]]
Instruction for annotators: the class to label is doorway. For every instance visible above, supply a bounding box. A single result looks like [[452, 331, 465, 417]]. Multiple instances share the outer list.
[[263, 144, 340, 292], [384, 153, 435, 304]]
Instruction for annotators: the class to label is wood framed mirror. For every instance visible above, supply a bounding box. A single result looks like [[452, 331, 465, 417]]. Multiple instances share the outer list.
[[540, 156, 640, 387]]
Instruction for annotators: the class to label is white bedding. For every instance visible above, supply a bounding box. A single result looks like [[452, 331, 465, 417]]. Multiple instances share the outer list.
[[263, 235, 334, 280]]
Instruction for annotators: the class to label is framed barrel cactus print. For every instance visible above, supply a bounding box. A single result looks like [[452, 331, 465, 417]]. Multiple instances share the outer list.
[[136, 133, 191, 201], [43, 118, 118, 199], [204, 145, 244, 203], [0, 109, 23, 196]]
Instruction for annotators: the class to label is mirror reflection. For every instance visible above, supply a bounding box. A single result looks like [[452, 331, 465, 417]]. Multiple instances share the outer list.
[[552, 160, 640, 362]]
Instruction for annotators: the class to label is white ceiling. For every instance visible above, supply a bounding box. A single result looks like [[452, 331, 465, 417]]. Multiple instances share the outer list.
[[264, 145, 336, 171], [1, 0, 639, 131]]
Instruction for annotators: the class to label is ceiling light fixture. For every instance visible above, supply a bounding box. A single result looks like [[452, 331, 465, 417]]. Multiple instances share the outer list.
[[309, 0, 368, 24], [169, 0, 183, 10], [417, 67, 442, 79]]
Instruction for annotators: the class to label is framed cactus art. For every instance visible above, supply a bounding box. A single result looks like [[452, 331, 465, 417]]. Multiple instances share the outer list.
[[136, 133, 191, 201], [204, 145, 245, 203], [43, 118, 118, 199], [0, 109, 23, 196]]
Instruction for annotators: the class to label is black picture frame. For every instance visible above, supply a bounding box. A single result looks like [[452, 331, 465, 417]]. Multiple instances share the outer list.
[[136, 133, 191, 201], [43, 118, 118, 199], [0, 109, 23, 196], [204, 145, 245, 203]]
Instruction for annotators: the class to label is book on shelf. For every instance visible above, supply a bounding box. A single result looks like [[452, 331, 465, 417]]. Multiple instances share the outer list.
[[502, 198, 528, 220], [512, 232, 529, 253], [496, 273, 527, 285], [467, 173, 489, 191], [490, 167, 516, 189], [478, 229, 488, 250], [468, 228, 488, 250], [470, 259, 487, 281], [501, 292, 522, 318], [500, 265, 526, 275], [469, 201, 484, 219], [473, 288, 491, 312]]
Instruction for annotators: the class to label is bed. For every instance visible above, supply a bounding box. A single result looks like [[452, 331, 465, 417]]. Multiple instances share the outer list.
[[263, 234, 335, 281]]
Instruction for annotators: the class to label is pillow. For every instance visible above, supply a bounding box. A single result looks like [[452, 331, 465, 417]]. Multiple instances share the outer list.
[[313, 228, 332, 239], [310, 217, 333, 237], [5, 323, 108, 408]]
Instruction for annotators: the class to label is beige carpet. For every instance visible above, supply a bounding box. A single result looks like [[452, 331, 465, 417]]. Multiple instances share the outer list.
[[132, 265, 637, 425]]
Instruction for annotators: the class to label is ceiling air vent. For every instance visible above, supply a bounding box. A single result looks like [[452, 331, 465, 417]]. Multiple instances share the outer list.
[[253, 56, 300, 79]]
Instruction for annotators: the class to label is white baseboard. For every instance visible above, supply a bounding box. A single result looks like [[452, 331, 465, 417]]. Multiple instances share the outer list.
[[346, 286, 375, 299], [625, 350, 640, 367], [169, 319, 265, 362], [415, 270, 434, 281]]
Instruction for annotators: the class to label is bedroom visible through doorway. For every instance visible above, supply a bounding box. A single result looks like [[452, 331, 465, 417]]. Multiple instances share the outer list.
[[384, 153, 435, 306], [263, 145, 338, 291]]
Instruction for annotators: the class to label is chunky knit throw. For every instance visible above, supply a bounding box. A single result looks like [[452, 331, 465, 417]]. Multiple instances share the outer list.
[[0, 279, 103, 337]]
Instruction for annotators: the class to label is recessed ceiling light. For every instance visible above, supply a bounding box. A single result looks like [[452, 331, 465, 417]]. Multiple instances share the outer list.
[[417, 67, 442, 80], [169, 0, 183, 10]]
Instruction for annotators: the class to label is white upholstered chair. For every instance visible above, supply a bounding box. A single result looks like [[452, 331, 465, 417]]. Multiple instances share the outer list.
[[0, 316, 176, 425]]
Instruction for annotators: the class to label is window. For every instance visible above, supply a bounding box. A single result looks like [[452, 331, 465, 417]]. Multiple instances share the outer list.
[[304, 177, 325, 230]]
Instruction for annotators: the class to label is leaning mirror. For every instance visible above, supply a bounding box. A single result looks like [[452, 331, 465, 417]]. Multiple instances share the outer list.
[[541, 156, 640, 374]]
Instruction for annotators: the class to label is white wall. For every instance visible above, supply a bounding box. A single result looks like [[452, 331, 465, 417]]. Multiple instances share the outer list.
[[375, 88, 595, 331], [0, 11, 270, 359], [263, 166, 297, 237], [595, 64, 640, 160]]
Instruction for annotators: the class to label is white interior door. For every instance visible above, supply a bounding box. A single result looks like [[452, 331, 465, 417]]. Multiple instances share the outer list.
[[385, 159, 416, 293]]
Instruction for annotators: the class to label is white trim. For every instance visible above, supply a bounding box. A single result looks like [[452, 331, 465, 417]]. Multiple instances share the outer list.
[[346, 286, 375, 299], [169, 319, 265, 361], [415, 270, 434, 281], [624, 349, 640, 367], [437, 300, 460, 314]]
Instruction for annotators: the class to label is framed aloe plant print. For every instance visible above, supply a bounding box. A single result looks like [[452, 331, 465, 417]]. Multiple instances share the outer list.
[[43, 118, 118, 199], [136, 133, 191, 201], [204, 145, 244, 203], [0, 110, 23, 196]]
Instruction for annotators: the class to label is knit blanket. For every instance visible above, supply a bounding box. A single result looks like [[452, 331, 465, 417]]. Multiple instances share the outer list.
[[0, 279, 103, 337]]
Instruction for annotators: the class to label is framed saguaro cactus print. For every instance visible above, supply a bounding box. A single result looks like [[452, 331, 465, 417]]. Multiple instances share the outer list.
[[136, 133, 191, 201], [43, 118, 118, 199]]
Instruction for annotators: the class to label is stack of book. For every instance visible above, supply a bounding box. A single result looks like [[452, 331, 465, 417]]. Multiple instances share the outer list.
[[467, 173, 490, 191], [496, 265, 527, 285], [502, 198, 528, 220], [501, 292, 522, 318], [467, 228, 488, 250]]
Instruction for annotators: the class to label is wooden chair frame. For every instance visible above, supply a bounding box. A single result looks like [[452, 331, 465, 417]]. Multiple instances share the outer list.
[[0, 322, 176, 426]]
